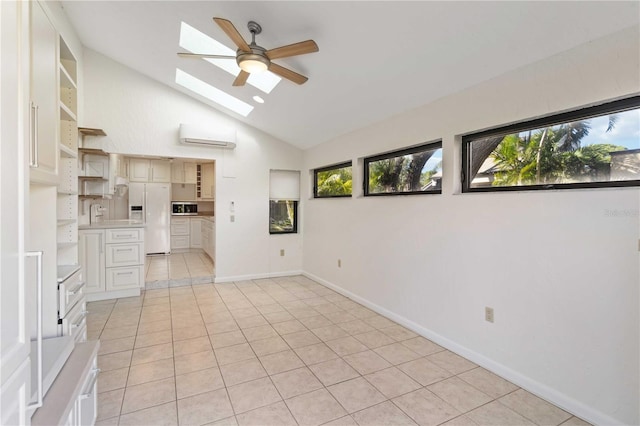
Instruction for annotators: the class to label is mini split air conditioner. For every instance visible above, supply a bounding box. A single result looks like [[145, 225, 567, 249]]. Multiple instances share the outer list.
[[179, 123, 237, 149]]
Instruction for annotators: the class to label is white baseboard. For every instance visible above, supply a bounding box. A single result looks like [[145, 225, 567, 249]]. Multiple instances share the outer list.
[[215, 270, 303, 284], [302, 271, 621, 426], [85, 288, 140, 302]]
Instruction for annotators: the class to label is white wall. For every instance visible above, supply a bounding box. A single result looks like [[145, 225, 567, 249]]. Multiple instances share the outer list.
[[302, 26, 640, 426], [82, 49, 303, 280]]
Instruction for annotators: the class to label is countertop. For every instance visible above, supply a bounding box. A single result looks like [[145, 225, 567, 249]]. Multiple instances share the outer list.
[[79, 219, 145, 230]]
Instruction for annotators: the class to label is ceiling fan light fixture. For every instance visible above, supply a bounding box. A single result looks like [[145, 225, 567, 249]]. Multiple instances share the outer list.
[[238, 53, 269, 73]]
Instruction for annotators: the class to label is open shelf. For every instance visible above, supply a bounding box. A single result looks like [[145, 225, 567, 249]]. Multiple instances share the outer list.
[[59, 63, 77, 90], [57, 242, 78, 249], [78, 194, 105, 200], [59, 102, 76, 122], [59, 144, 77, 158], [78, 128, 106, 137], [57, 219, 76, 226], [78, 176, 106, 181], [78, 147, 108, 156]]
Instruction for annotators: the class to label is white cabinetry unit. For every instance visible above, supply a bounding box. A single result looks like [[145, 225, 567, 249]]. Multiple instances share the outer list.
[[1, 4, 31, 422], [190, 219, 202, 248], [129, 158, 171, 183], [80, 227, 145, 301], [171, 218, 190, 250], [200, 163, 215, 200], [29, 0, 58, 184], [171, 161, 197, 184]]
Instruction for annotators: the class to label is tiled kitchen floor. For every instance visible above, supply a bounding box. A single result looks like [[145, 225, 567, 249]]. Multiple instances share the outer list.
[[145, 251, 214, 288], [87, 275, 590, 426]]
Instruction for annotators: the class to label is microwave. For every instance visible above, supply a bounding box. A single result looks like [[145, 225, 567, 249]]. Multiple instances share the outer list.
[[172, 202, 197, 216]]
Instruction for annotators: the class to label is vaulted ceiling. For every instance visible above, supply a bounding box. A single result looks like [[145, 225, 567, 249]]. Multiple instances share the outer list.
[[61, 1, 639, 149]]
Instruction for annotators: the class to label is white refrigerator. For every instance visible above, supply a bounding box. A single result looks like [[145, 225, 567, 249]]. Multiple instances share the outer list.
[[129, 182, 171, 254]]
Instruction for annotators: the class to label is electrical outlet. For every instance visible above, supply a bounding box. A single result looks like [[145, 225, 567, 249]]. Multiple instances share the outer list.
[[338, 259, 341, 268], [280, 249, 285, 257], [485, 307, 494, 323]]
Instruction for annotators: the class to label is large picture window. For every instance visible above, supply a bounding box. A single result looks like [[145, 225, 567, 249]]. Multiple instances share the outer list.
[[463, 97, 640, 192], [364, 142, 442, 196], [313, 162, 353, 198]]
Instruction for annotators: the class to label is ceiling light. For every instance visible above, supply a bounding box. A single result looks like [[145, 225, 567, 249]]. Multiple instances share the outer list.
[[238, 53, 269, 74], [253, 95, 265, 104]]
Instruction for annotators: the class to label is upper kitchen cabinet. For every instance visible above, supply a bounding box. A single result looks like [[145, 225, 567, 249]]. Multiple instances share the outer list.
[[29, 1, 59, 184], [129, 158, 171, 183], [171, 161, 197, 184], [200, 163, 215, 200]]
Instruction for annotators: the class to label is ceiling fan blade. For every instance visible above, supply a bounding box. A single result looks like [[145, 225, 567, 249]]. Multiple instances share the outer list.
[[232, 70, 250, 86], [213, 17, 251, 52], [268, 63, 308, 85], [177, 52, 236, 59], [266, 40, 319, 60]]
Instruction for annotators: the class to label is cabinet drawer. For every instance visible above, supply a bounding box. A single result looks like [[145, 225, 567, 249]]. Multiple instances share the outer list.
[[106, 228, 143, 243], [106, 266, 143, 291], [77, 362, 99, 426], [171, 219, 189, 235], [171, 235, 190, 250], [63, 300, 87, 342], [106, 243, 143, 267], [58, 269, 84, 319]]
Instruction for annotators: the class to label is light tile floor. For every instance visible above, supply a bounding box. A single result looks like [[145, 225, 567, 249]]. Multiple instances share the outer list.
[[87, 275, 591, 426], [145, 251, 214, 288]]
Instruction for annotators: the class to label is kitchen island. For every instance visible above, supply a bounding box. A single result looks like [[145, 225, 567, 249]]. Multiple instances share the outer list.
[[79, 221, 145, 301]]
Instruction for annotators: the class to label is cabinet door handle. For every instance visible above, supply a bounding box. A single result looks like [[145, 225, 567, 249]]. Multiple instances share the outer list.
[[29, 103, 36, 167], [79, 368, 100, 400], [34, 105, 39, 167], [116, 248, 134, 252], [67, 281, 86, 296], [99, 233, 103, 254], [116, 271, 134, 275], [113, 233, 132, 239], [26, 251, 43, 411]]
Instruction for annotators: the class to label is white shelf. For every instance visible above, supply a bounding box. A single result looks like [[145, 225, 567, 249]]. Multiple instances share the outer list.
[[57, 264, 81, 283], [57, 190, 78, 196], [59, 144, 77, 158], [59, 102, 77, 122], [57, 219, 76, 226], [59, 63, 77, 89]]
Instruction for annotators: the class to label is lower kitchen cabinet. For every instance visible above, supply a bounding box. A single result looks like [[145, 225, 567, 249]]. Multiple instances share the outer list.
[[201, 218, 215, 261], [31, 341, 99, 426], [79, 226, 145, 301], [190, 218, 202, 248]]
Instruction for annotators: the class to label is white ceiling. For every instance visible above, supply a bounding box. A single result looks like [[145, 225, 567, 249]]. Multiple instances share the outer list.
[[60, 1, 639, 149]]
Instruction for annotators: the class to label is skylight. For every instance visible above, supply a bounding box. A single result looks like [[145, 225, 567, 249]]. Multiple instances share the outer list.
[[175, 68, 253, 117], [179, 22, 281, 94]]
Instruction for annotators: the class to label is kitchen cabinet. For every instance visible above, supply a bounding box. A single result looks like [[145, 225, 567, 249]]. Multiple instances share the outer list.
[[201, 218, 215, 261], [29, 0, 59, 184], [200, 163, 215, 199], [79, 230, 105, 295], [171, 161, 197, 184], [79, 227, 144, 301], [171, 218, 190, 250], [129, 158, 171, 183], [190, 218, 202, 248]]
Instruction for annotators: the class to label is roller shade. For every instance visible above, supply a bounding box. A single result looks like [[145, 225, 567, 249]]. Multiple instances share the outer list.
[[269, 170, 300, 201]]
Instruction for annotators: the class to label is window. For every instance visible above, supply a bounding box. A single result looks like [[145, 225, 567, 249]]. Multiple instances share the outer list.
[[364, 142, 442, 196], [269, 170, 299, 234], [463, 96, 640, 192], [313, 162, 353, 198]]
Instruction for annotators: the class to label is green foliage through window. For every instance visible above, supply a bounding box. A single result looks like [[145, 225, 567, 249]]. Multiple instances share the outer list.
[[365, 142, 442, 195], [464, 97, 640, 191], [314, 162, 352, 197]]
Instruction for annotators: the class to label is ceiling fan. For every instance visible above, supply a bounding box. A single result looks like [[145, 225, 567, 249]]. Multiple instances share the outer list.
[[178, 18, 319, 86]]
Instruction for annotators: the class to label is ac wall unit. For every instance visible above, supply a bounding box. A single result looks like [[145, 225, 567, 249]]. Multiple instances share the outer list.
[[179, 123, 237, 149]]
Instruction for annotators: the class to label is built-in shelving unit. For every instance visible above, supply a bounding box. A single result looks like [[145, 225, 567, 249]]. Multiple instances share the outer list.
[[77, 128, 109, 201], [57, 36, 79, 269]]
